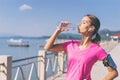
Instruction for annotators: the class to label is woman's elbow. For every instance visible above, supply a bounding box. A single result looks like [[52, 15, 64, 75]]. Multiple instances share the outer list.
[[44, 46, 55, 52], [44, 46, 50, 51], [113, 69, 118, 77], [110, 69, 118, 78]]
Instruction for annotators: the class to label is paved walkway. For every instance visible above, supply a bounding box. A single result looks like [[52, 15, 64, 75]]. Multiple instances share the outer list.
[[52, 42, 120, 80]]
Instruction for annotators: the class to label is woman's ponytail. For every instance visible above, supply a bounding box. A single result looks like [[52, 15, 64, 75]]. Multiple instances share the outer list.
[[92, 33, 101, 44], [85, 14, 101, 44]]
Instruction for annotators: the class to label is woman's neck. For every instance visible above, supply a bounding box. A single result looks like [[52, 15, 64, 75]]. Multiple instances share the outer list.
[[79, 36, 92, 50]]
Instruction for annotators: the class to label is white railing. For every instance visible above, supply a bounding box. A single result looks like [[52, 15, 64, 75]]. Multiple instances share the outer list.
[[0, 55, 12, 80], [12, 56, 40, 80], [0, 50, 67, 80], [46, 54, 58, 76]]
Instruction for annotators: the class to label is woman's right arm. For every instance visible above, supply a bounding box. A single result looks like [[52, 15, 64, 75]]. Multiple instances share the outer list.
[[44, 21, 70, 52]]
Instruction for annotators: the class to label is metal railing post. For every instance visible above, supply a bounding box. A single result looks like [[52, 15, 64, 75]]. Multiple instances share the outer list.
[[38, 50, 46, 80], [0, 55, 12, 80]]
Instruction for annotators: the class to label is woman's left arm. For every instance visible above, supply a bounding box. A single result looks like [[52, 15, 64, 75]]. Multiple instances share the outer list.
[[103, 58, 118, 80]]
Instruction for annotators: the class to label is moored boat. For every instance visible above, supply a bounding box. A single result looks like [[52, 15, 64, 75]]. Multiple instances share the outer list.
[[7, 39, 29, 47]]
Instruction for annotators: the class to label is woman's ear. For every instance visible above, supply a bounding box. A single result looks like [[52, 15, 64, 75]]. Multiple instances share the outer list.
[[88, 26, 95, 32]]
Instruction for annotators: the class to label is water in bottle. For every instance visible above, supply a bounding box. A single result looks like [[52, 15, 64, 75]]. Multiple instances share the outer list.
[[67, 23, 77, 31]]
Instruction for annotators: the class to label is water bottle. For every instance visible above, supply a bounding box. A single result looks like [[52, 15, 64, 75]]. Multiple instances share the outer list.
[[57, 21, 77, 31], [66, 23, 77, 31]]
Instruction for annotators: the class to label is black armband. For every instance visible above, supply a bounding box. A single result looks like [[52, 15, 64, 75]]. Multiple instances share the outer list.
[[103, 61, 110, 67], [103, 54, 117, 69]]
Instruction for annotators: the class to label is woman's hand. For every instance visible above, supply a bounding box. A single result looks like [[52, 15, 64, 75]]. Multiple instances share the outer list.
[[56, 21, 71, 32], [44, 21, 70, 51]]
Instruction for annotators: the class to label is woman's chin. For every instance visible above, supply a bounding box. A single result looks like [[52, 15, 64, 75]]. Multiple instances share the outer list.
[[78, 31, 83, 34]]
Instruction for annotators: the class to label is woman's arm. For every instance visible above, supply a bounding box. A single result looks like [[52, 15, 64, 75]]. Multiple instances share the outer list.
[[44, 21, 70, 52], [44, 29, 64, 52], [103, 58, 118, 80]]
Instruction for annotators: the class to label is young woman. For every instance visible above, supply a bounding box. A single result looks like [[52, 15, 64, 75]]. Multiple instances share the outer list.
[[44, 14, 118, 80]]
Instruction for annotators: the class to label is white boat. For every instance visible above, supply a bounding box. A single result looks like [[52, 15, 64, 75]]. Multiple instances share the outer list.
[[7, 39, 29, 47]]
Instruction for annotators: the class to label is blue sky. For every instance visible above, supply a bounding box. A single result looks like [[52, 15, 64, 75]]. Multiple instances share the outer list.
[[0, 0, 120, 37]]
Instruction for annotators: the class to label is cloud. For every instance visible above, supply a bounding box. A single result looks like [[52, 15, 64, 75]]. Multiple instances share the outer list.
[[19, 4, 32, 11]]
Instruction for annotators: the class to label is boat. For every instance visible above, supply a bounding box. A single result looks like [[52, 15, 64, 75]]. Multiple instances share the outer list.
[[7, 39, 29, 47]]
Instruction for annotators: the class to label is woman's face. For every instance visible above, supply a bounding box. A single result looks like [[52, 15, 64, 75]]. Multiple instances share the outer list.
[[77, 16, 92, 34]]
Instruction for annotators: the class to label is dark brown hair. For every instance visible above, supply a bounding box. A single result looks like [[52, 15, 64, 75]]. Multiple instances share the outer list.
[[85, 14, 101, 44]]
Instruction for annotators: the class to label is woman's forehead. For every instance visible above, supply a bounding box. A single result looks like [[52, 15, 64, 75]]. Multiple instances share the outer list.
[[78, 16, 91, 24], [82, 16, 91, 22]]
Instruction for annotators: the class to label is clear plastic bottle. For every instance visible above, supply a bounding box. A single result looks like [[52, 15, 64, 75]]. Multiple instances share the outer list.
[[66, 24, 77, 31], [57, 21, 77, 31]]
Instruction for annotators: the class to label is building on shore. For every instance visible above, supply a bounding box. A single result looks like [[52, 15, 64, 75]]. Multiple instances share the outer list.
[[110, 33, 120, 42]]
